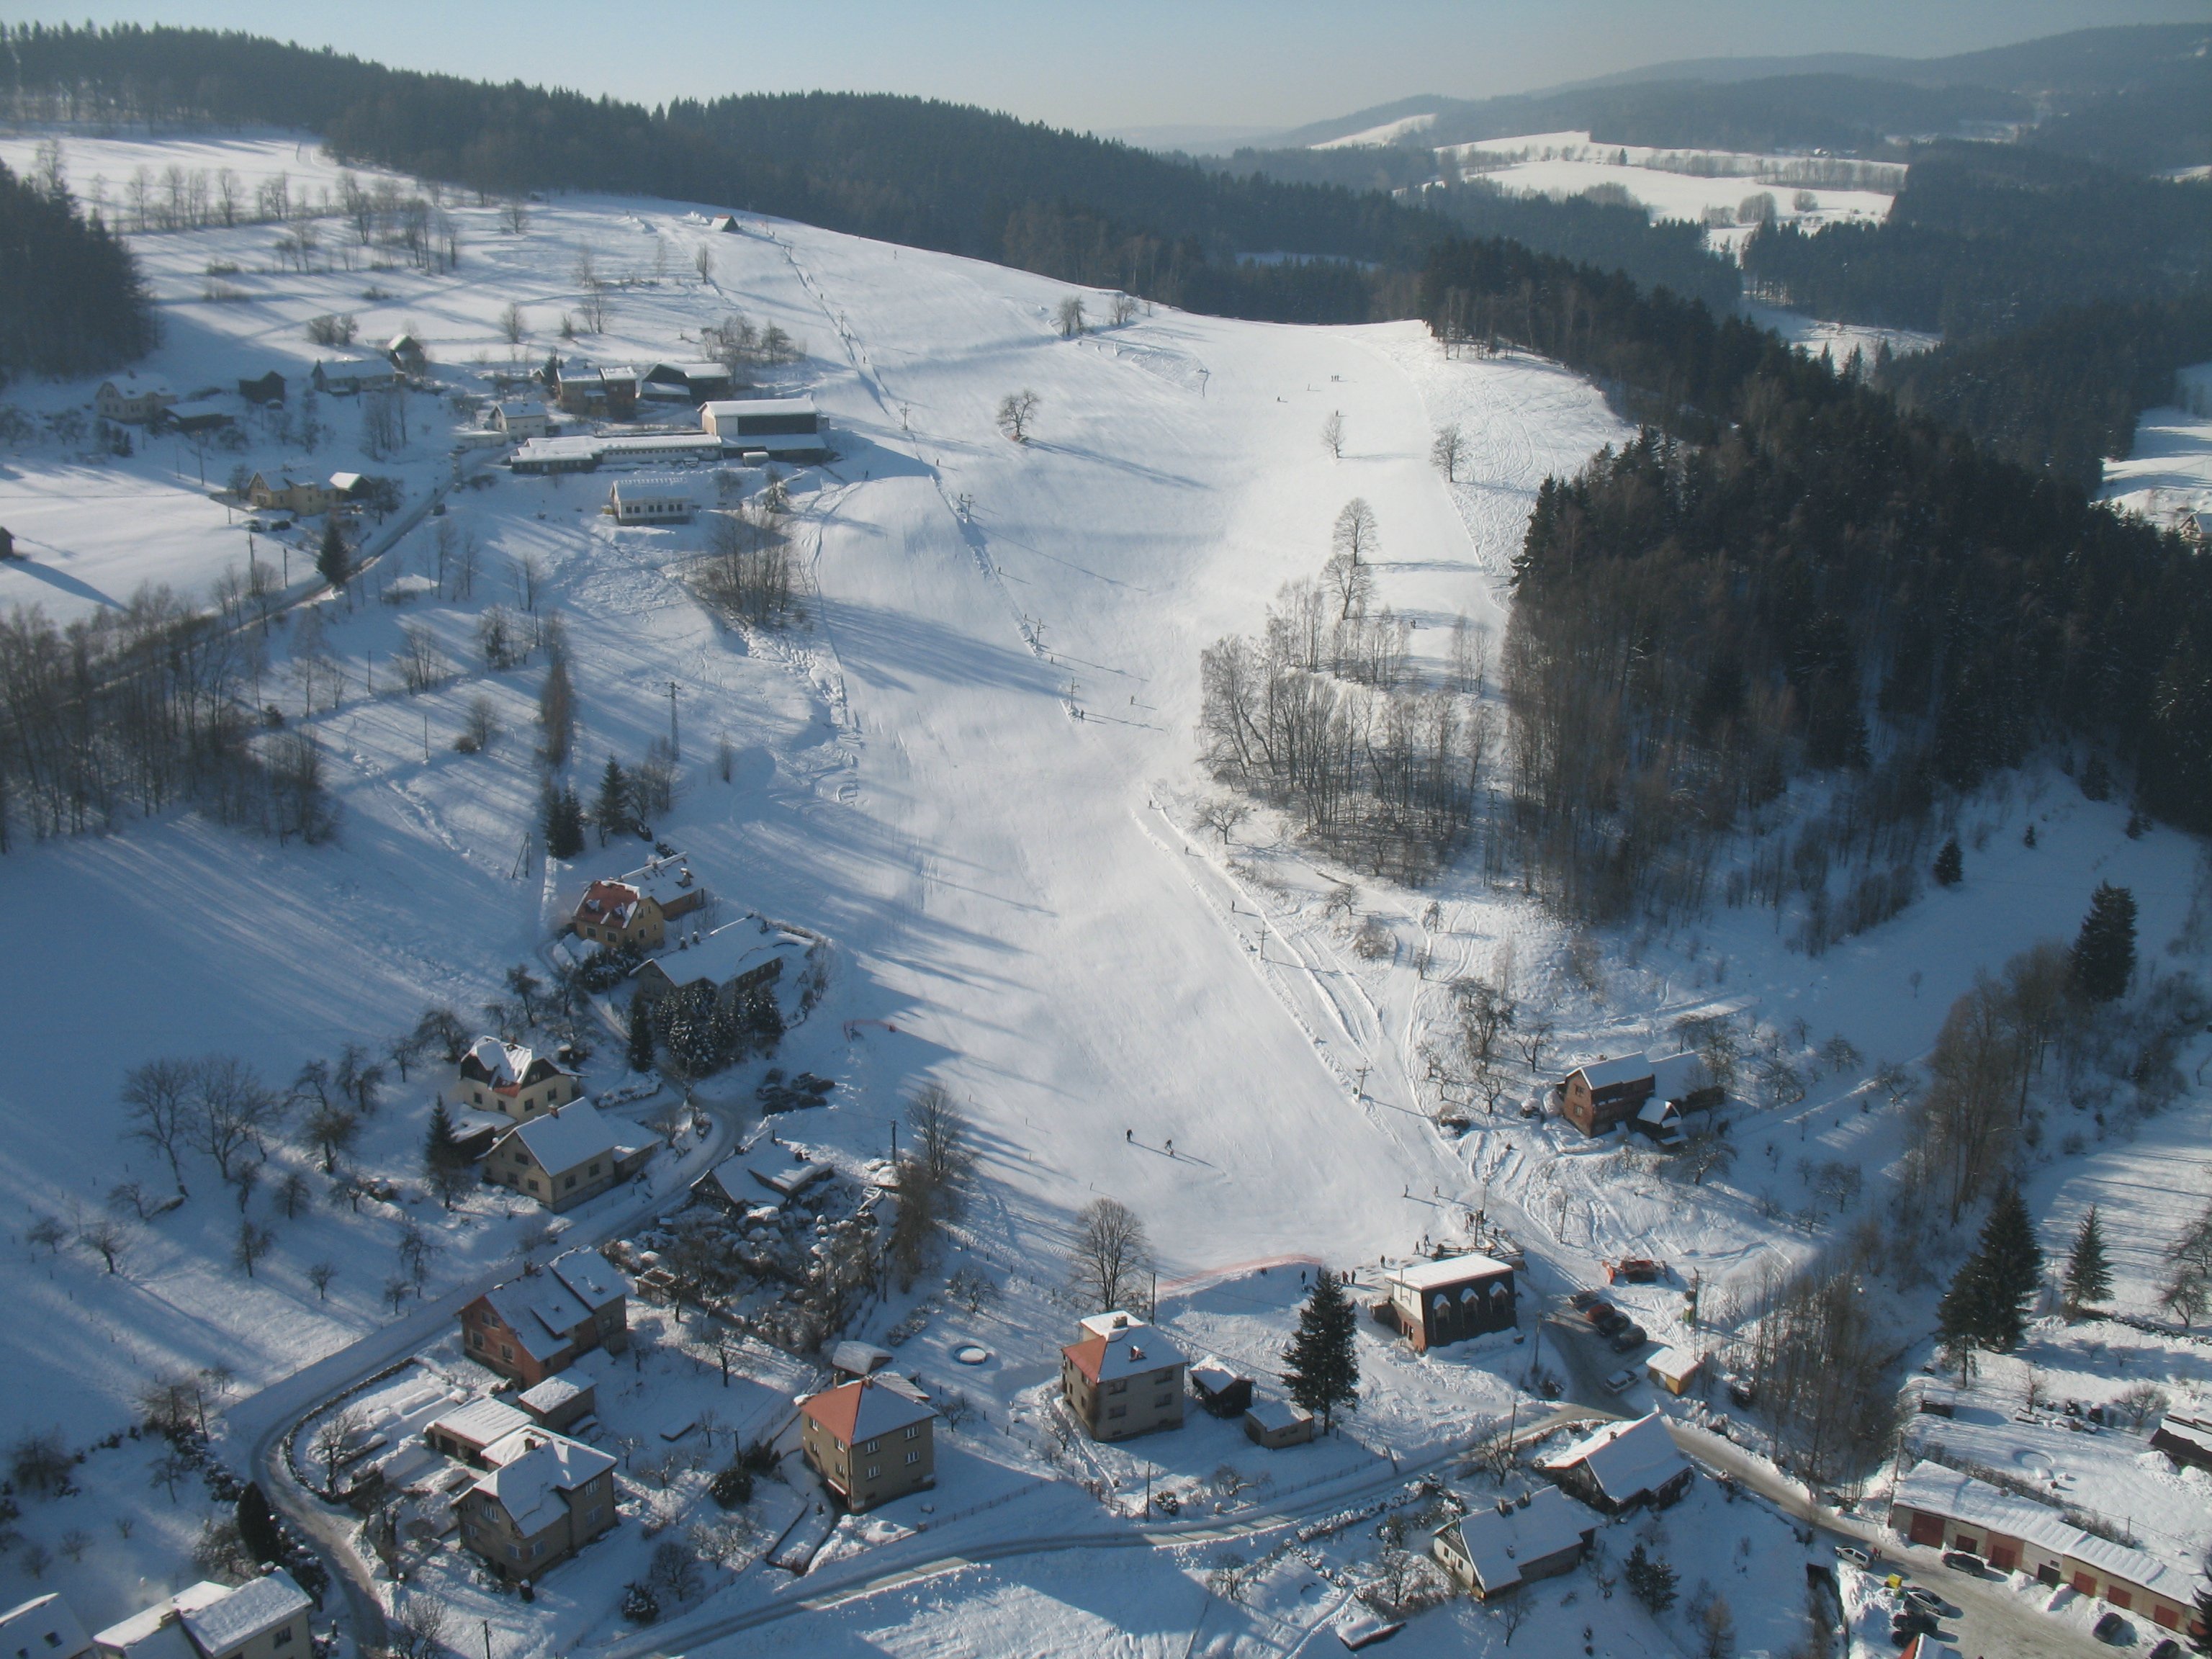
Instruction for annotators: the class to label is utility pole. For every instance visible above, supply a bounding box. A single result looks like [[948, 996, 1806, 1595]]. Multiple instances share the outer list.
[[668, 679, 679, 757], [482, 1622, 493, 1659]]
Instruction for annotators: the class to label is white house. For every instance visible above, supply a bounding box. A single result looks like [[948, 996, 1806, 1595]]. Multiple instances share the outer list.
[[607, 475, 696, 526], [492, 401, 549, 441], [1, 1595, 92, 1659], [700, 397, 826, 460]]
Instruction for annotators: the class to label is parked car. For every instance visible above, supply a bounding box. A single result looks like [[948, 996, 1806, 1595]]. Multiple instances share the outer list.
[[2093, 1611, 2131, 1644], [1568, 1290, 1600, 1311], [1833, 1545, 1873, 1569], [1583, 1300, 1620, 1327], [2148, 1638, 2182, 1659], [1609, 1323, 1647, 1353], [1940, 1550, 1984, 1575], [1603, 1368, 1639, 1394], [1902, 1588, 1949, 1617], [1609, 1257, 1664, 1283], [1889, 1610, 1938, 1643]]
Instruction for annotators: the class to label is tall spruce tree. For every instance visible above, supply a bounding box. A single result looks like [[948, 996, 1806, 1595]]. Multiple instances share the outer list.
[[235, 1482, 283, 1565], [593, 755, 631, 846], [626, 993, 656, 1074], [2064, 1205, 2111, 1316], [1282, 1269, 1359, 1431], [423, 1098, 472, 1208], [1932, 838, 1963, 886], [543, 783, 585, 859], [2069, 882, 2137, 1002], [1938, 1184, 2044, 1373], [315, 517, 351, 589]]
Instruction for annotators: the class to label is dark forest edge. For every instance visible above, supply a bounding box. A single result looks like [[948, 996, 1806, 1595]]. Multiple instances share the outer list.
[[0, 152, 155, 383]]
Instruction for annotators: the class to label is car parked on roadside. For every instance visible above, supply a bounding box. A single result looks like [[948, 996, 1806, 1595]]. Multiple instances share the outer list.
[[1833, 1545, 1873, 1569], [1603, 1368, 1638, 1394], [1902, 1588, 1952, 1618], [1583, 1300, 1621, 1328], [1940, 1550, 1984, 1575], [2148, 1638, 2182, 1659], [1568, 1290, 1600, 1311], [1609, 1322, 1647, 1352], [2093, 1611, 2132, 1644]]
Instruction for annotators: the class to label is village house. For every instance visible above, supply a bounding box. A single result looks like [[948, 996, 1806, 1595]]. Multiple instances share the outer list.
[[569, 855, 707, 950], [92, 1574, 312, 1659], [1, 1594, 91, 1659], [491, 400, 549, 441], [1537, 1413, 1694, 1514], [310, 357, 395, 396], [607, 475, 696, 526], [552, 361, 637, 420], [94, 380, 175, 425], [238, 371, 286, 407], [693, 1148, 832, 1215], [1431, 1486, 1597, 1600], [245, 472, 338, 518], [1887, 1461, 2201, 1637], [458, 1429, 618, 1581], [516, 1370, 596, 1433], [424, 1397, 534, 1465], [799, 1375, 938, 1511], [482, 1102, 647, 1214], [700, 396, 827, 462], [457, 1037, 581, 1121], [1061, 1311, 1187, 1442], [386, 333, 428, 376], [458, 1247, 631, 1387], [2149, 1407, 2212, 1473], [166, 401, 233, 436], [637, 361, 734, 405], [1560, 1051, 1719, 1138], [1382, 1253, 1516, 1353], [630, 918, 806, 1016]]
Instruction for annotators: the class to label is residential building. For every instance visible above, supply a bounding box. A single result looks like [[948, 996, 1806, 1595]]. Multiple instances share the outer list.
[[2150, 1408, 2212, 1473], [94, 1574, 311, 1659], [799, 1376, 938, 1511], [386, 333, 427, 375], [457, 1037, 581, 1121], [517, 1371, 596, 1432], [1431, 1487, 1596, 1600], [245, 472, 338, 518], [608, 475, 696, 526], [630, 918, 805, 1015], [1887, 1461, 2201, 1637], [639, 361, 733, 404], [1, 1594, 91, 1659], [700, 397, 827, 461], [238, 372, 287, 407], [459, 1429, 618, 1581], [95, 380, 175, 425], [1243, 1398, 1314, 1449], [1645, 1347, 1702, 1396], [166, 402, 233, 435], [1383, 1253, 1516, 1352], [1560, 1051, 1718, 1138], [568, 855, 707, 950], [459, 1247, 631, 1386], [1061, 1312, 1187, 1442], [552, 361, 635, 420], [491, 401, 549, 441], [483, 1100, 647, 1215], [1190, 1359, 1253, 1419], [1537, 1413, 1694, 1514], [694, 1149, 832, 1213], [310, 358, 395, 396], [424, 1397, 534, 1465]]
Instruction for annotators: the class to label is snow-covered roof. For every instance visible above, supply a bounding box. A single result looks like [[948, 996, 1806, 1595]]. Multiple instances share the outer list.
[[1246, 1398, 1310, 1434], [2152, 1408, 2212, 1457], [1064, 1319, 1186, 1384], [1439, 1485, 1593, 1593], [460, 1037, 571, 1093], [1566, 1053, 1651, 1091], [328, 471, 364, 493], [1539, 1412, 1689, 1505], [474, 1431, 615, 1535], [575, 878, 644, 930], [1649, 1051, 1709, 1101], [1646, 1347, 1701, 1385], [617, 854, 701, 909], [499, 1100, 622, 1175], [176, 1573, 310, 1659], [549, 1248, 627, 1310], [609, 473, 697, 502], [1636, 1097, 1678, 1125], [513, 436, 602, 464], [641, 920, 802, 990], [1889, 1462, 2193, 1599], [2, 1593, 90, 1659], [1385, 1252, 1512, 1293], [801, 1375, 937, 1443], [1190, 1359, 1243, 1394], [701, 396, 817, 419], [495, 400, 541, 418], [92, 1586, 228, 1658], [832, 1340, 894, 1377], [426, 1396, 533, 1449], [518, 1372, 590, 1415], [710, 1151, 830, 1200], [647, 361, 729, 382]]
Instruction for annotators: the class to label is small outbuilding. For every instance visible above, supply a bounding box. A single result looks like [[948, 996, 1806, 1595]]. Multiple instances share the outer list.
[[425, 1397, 534, 1465], [1645, 1347, 1702, 1396], [1189, 1359, 1253, 1419], [1243, 1398, 1315, 1449], [238, 371, 287, 406], [517, 1371, 597, 1433]]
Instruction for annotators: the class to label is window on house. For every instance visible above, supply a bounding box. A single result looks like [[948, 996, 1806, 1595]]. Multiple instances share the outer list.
[[526, 1179, 539, 1192], [865, 1439, 881, 1454], [587, 1506, 602, 1525], [865, 1465, 880, 1480], [905, 1450, 921, 1465], [1107, 1406, 1126, 1419], [272, 1628, 294, 1647], [904, 1425, 921, 1439], [565, 1174, 577, 1189], [1155, 1395, 1172, 1408], [509, 1545, 521, 1561], [500, 1344, 513, 1360], [589, 1162, 601, 1177], [471, 1331, 485, 1349], [531, 1542, 544, 1558]]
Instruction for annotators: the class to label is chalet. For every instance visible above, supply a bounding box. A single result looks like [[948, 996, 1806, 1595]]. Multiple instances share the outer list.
[[700, 396, 827, 461], [457, 1037, 581, 1121], [569, 855, 706, 950], [799, 1375, 938, 1511], [1559, 1054, 1655, 1136], [1, 1594, 92, 1659], [482, 1102, 648, 1214], [1431, 1486, 1596, 1600], [607, 475, 696, 526], [310, 358, 395, 396], [1382, 1252, 1516, 1353], [1189, 1358, 1253, 1419], [708, 214, 740, 233], [425, 1397, 534, 1465], [93, 1574, 311, 1659], [1243, 1398, 1314, 1449], [1889, 1461, 2200, 1637], [246, 472, 338, 518], [459, 1247, 630, 1387], [517, 1371, 595, 1432], [94, 380, 174, 425], [238, 372, 287, 406], [1645, 1347, 1703, 1396], [166, 401, 233, 436], [1537, 1413, 1694, 1514], [2150, 1408, 2212, 1473], [491, 401, 549, 441], [639, 361, 734, 405], [630, 918, 805, 1015], [694, 1149, 831, 1213], [459, 1429, 617, 1580], [1061, 1311, 1187, 1442], [386, 333, 428, 375]]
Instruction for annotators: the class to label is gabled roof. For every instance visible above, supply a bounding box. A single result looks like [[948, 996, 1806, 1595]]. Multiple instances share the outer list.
[[480, 1275, 593, 1363], [549, 1247, 627, 1310], [1647, 1347, 1701, 1385], [2, 1593, 91, 1659], [609, 474, 698, 502], [498, 1100, 621, 1176], [701, 397, 817, 418], [639, 920, 802, 992], [92, 1585, 228, 1659], [575, 878, 644, 930], [426, 1396, 533, 1449], [518, 1371, 590, 1415], [1063, 1320, 1186, 1384], [460, 1036, 572, 1092], [474, 1431, 615, 1534], [616, 854, 700, 909], [1439, 1486, 1594, 1593], [1538, 1412, 1689, 1505], [1386, 1252, 1513, 1294], [1566, 1053, 1652, 1092], [800, 1375, 937, 1443], [176, 1573, 310, 1658], [1889, 1461, 2192, 1599], [1246, 1398, 1311, 1434], [1649, 1051, 1710, 1102]]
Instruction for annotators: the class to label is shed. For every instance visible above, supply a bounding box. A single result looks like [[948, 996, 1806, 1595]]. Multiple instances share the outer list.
[[1189, 1359, 1253, 1419], [1646, 1348, 1701, 1396], [1243, 1398, 1315, 1449], [831, 1341, 895, 1380], [238, 370, 287, 406], [426, 1397, 534, 1465], [516, 1371, 596, 1433]]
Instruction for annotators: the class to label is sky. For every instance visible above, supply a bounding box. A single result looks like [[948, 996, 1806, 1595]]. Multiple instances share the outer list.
[[37, 0, 2212, 138]]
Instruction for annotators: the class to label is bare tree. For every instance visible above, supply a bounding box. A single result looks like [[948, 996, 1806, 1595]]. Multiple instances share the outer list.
[[1430, 423, 1467, 482], [1195, 796, 1251, 844], [390, 1594, 449, 1659], [311, 1406, 366, 1496], [233, 1219, 275, 1278], [1071, 1197, 1151, 1313], [1331, 498, 1380, 565], [1056, 295, 1087, 338], [1321, 410, 1344, 459], [1109, 292, 1138, 327], [997, 390, 1040, 444], [121, 1057, 198, 1192], [194, 1058, 283, 1184], [307, 1260, 336, 1301], [499, 302, 526, 346], [77, 1214, 131, 1274], [501, 199, 529, 235], [693, 244, 714, 283]]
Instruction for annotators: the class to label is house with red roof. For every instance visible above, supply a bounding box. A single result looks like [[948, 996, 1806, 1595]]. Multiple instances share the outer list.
[[1061, 1311, 1187, 1442], [798, 1375, 938, 1511], [568, 854, 707, 950], [458, 1248, 630, 1387]]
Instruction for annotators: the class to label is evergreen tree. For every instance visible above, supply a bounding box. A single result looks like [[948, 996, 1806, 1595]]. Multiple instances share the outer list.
[[2064, 1205, 2111, 1316], [423, 1098, 472, 1208], [1936, 1254, 1992, 1382], [1932, 838, 1963, 886], [626, 994, 656, 1074], [543, 783, 585, 859], [315, 517, 351, 589], [235, 1483, 283, 1565], [2069, 881, 2137, 1002], [1282, 1269, 1359, 1431], [1623, 1542, 1678, 1614], [1938, 1184, 2044, 1370], [593, 756, 631, 846]]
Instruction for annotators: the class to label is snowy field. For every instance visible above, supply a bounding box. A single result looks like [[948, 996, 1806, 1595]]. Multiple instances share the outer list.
[[2102, 359, 2212, 539], [1, 125, 2210, 1656]]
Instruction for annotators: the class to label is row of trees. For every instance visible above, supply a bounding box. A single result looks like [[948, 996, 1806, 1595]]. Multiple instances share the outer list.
[[0, 153, 154, 385]]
